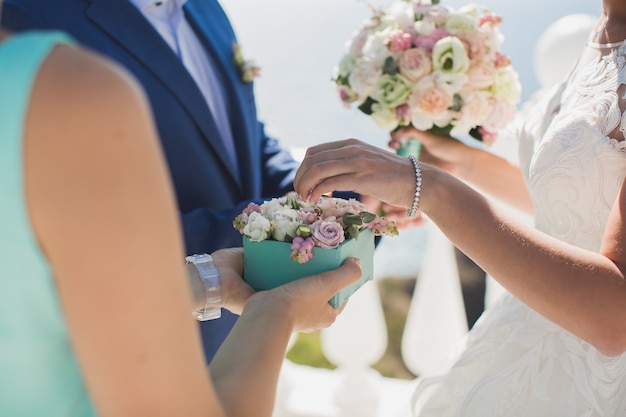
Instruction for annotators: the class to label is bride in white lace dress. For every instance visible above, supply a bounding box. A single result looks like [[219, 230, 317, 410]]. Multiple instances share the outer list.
[[293, 2, 626, 415]]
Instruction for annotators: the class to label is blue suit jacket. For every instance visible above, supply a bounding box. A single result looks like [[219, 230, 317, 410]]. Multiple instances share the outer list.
[[3, 0, 300, 362]]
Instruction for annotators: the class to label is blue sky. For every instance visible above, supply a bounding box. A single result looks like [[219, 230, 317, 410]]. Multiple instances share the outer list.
[[221, 0, 602, 149]]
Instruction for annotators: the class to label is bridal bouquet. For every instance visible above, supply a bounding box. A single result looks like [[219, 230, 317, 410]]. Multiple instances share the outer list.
[[234, 194, 398, 307], [333, 0, 521, 144]]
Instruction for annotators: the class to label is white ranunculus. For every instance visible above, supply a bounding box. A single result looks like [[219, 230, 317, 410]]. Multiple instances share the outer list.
[[348, 60, 383, 99], [243, 212, 271, 242], [432, 36, 470, 75]]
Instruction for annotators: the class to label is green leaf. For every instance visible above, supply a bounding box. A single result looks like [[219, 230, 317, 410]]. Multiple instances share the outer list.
[[360, 211, 376, 224], [358, 96, 377, 115], [382, 56, 400, 75], [343, 213, 364, 227], [448, 93, 463, 112]]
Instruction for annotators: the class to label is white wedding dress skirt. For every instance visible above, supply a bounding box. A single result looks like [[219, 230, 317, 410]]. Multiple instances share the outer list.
[[404, 40, 626, 416]]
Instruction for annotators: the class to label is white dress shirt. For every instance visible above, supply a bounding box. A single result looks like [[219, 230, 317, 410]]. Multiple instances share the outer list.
[[128, 0, 239, 175]]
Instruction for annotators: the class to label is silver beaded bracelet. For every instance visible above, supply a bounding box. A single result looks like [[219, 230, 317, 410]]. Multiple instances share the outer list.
[[406, 155, 422, 218]]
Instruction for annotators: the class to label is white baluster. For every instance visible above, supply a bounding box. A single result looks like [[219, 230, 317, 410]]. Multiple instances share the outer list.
[[320, 279, 387, 417], [401, 221, 468, 377]]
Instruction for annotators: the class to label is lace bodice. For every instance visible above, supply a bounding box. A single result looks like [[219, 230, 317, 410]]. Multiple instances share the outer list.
[[519, 41, 626, 251], [407, 41, 626, 417]]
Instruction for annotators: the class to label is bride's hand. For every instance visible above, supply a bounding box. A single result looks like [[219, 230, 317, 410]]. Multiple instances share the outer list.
[[294, 138, 417, 209]]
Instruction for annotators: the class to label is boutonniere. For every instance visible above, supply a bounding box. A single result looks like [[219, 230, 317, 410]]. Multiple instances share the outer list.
[[233, 42, 260, 83]]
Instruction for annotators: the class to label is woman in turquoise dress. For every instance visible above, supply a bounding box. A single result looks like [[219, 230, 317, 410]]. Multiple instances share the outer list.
[[0, 16, 362, 417]]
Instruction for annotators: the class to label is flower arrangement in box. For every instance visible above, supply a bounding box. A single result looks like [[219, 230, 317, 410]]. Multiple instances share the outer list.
[[333, 0, 521, 146], [233, 193, 398, 307]]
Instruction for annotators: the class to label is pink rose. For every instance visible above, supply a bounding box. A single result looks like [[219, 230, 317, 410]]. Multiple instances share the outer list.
[[408, 76, 453, 130], [466, 63, 496, 89], [398, 48, 432, 81], [483, 101, 516, 132], [311, 219, 346, 249]]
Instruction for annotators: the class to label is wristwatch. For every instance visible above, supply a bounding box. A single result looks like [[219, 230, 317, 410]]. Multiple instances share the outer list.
[[186, 253, 221, 321]]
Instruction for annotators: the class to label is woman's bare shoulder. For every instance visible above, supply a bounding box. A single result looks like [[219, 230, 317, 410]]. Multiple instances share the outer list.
[[32, 43, 149, 124]]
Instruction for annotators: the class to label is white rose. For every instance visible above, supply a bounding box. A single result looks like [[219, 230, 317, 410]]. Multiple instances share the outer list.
[[271, 210, 300, 242], [371, 103, 399, 132], [414, 19, 436, 35], [243, 212, 271, 242], [362, 27, 395, 67], [399, 48, 432, 82], [385, 1, 414, 30], [445, 11, 477, 35], [492, 66, 521, 104], [432, 36, 470, 75], [347, 26, 370, 57], [348, 60, 382, 100]]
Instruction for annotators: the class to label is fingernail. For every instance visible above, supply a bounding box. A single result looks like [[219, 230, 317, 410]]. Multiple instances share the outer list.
[[352, 257, 361, 266]]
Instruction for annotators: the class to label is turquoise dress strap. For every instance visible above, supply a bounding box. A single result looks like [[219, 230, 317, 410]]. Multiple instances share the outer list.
[[0, 31, 96, 417]]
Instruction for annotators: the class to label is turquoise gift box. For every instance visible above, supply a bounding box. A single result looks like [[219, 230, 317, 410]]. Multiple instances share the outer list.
[[243, 228, 375, 308]]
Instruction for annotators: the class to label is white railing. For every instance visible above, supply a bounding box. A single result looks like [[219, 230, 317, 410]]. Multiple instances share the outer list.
[[273, 222, 510, 417]]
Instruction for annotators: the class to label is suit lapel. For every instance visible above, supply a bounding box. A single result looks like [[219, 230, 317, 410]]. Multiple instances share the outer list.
[[86, 0, 242, 187], [184, 0, 258, 193]]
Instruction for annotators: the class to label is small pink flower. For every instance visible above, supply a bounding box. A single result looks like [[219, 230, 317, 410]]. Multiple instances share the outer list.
[[477, 126, 498, 145], [478, 13, 502, 28], [495, 52, 511, 68], [386, 30, 413, 52], [368, 218, 399, 236], [290, 237, 315, 264], [242, 202, 262, 215], [396, 103, 411, 125]]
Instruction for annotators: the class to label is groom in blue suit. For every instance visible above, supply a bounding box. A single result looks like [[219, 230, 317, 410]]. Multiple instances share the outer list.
[[2, 0, 302, 362]]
